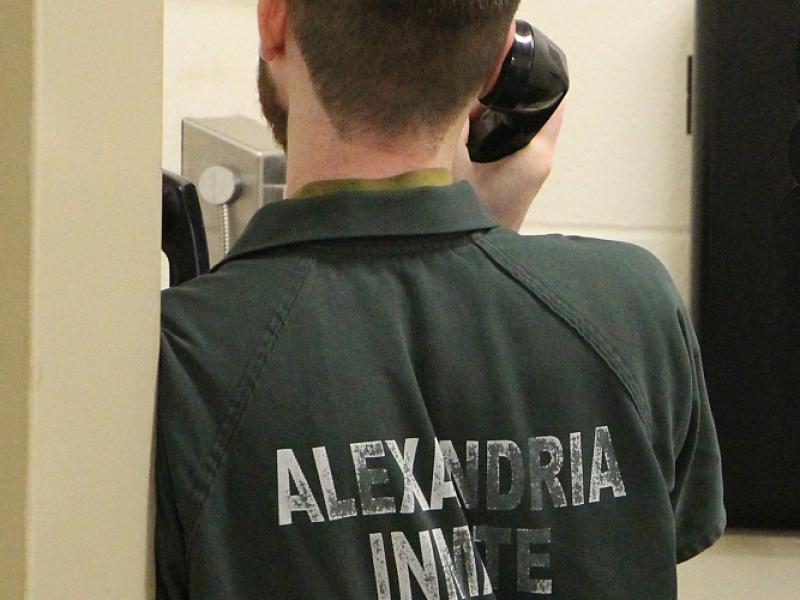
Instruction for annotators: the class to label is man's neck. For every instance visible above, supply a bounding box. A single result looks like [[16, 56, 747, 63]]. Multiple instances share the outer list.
[[283, 93, 465, 198]]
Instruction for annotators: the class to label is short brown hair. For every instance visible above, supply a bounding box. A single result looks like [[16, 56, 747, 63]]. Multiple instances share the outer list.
[[288, 0, 520, 143]]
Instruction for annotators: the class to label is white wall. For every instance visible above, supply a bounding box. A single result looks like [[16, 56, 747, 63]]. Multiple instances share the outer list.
[[162, 2, 799, 597]]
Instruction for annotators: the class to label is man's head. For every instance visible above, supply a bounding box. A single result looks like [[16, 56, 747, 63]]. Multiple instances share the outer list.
[[258, 0, 520, 154]]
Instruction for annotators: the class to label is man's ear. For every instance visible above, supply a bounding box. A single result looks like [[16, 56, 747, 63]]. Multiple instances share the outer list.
[[479, 20, 517, 98], [258, 0, 288, 61]]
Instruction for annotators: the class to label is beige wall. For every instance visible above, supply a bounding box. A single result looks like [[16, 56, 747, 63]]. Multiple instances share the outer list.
[[1, 0, 163, 597], [517, 1, 696, 303], [0, 1, 34, 597], [163, 0, 261, 175], [161, 0, 799, 597]]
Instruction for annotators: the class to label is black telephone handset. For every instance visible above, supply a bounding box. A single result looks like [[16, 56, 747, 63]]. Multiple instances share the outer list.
[[162, 171, 210, 287], [467, 20, 569, 163]]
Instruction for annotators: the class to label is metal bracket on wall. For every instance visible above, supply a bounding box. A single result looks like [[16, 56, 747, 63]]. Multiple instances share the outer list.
[[182, 115, 287, 267]]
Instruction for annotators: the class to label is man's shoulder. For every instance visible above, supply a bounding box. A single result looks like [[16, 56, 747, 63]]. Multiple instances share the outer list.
[[477, 228, 685, 319], [157, 251, 315, 488], [161, 250, 308, 338], [159, 250, 312, 401], [477, 228, 690, 440]]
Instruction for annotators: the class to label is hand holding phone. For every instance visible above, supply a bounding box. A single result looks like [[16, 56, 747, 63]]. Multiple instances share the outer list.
[[454, 99, 565, 231]]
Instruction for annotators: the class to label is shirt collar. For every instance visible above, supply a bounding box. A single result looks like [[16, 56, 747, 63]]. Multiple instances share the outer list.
[[292, 168, 454, 199], [212, 178, 501, 270]]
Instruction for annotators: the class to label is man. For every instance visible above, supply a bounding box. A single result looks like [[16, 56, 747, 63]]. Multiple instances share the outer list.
[[156, 1, 726, 598]]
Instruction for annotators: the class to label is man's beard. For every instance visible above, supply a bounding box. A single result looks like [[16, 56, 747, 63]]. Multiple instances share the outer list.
[[258, 58, 289, 154]]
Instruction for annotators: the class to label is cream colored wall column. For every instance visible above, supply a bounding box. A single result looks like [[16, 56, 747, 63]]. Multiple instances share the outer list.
[[0, 1, 34, 597], [0, 0, 162, 597]]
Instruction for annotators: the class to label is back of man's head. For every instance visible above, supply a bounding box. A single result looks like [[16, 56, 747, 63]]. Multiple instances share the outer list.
[[288, 0, 521, 144]]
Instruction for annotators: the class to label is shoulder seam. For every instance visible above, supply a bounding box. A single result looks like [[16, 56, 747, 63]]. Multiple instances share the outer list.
[[184, 254, 316, 550], [473, 234, 655, 442]]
